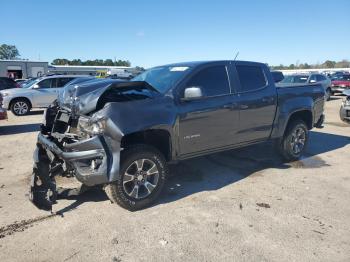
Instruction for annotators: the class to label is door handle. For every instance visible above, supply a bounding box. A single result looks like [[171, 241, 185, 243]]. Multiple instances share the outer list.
[[240, 104, 249, 110]]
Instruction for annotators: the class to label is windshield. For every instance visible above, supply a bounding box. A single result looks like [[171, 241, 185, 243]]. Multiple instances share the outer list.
[[21, 79, 39, 88], [281, 75, 308, 84], [131, 66, 191, 93]]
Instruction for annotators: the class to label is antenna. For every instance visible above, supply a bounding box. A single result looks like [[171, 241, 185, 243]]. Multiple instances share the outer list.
[[234, 51, 239, 61]]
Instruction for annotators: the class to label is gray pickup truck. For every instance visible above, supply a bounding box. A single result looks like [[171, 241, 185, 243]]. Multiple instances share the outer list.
[[30, 61, 325, 211]]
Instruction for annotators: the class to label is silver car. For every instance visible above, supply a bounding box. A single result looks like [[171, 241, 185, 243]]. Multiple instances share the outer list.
[[277, 73, 332, 101], [0, 75, 90, 115]]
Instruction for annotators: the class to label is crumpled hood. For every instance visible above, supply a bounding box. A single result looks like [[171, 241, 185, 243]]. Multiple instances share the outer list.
[[58, 79, 159, 116]]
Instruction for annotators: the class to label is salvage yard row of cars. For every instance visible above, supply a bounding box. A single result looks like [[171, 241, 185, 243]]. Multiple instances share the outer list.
[[0, 61, 350, 212]]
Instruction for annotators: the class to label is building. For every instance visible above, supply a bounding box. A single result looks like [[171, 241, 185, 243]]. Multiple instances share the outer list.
[[47, 65, 133, 76], [0, 60, 48, 79]]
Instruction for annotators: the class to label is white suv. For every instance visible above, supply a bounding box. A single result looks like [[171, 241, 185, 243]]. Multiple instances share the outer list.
[[0, 75, 87, 115]]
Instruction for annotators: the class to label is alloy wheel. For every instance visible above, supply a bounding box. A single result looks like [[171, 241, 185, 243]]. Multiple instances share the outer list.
[[122, 158, 159, 199], [290, 127, 306, 154], [13, 101, 29, 115]]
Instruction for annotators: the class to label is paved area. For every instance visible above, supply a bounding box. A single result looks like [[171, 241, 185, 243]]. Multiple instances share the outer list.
[[0, 98, 349, 262]]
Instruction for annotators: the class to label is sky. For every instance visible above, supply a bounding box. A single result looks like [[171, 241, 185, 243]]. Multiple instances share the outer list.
[[1, 0, 349, 68]]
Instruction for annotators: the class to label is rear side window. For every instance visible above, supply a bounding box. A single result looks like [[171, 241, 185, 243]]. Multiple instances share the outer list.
[[236, 65, 267, 92], [56, 77, 74, 88], [187, 66, 230, 97], [38, 79, 52, 88]]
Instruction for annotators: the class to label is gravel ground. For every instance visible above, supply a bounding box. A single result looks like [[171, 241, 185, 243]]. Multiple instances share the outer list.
[[0, 98, 349, 262]]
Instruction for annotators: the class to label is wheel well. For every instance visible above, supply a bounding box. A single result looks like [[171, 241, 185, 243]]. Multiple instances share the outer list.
[[121, 129, 172, 161], [287, 110, 313, 130], [10, 97, 32, 109]]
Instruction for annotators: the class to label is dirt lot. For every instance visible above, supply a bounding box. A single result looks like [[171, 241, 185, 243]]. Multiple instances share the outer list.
[[0, 98, 349, 262]]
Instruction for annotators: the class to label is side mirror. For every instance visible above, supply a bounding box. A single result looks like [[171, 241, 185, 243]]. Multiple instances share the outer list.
[[182, 87, 203, 101], [32, 84, 40, 89], [309, 80, 316, 83]]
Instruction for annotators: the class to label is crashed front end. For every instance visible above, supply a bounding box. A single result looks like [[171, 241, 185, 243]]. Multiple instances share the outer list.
[[30, 81, 126, 211]]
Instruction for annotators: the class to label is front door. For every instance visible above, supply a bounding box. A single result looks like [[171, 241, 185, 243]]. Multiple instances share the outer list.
[[31, 78, 57, 107], [178, 64, 240, 156]]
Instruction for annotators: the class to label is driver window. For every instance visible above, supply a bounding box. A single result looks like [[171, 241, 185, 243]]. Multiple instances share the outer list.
[[37, 79, 52, 88], [186, 66, 230, 97]]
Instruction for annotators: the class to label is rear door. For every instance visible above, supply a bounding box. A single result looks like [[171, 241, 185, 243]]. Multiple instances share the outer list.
[[232, 62, 277, 143], [177, 63, 240, 156], [48, 77, 75, 106]]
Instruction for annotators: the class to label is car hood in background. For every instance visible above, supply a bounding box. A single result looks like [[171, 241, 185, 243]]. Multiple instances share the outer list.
[[0, 87, 29, 95]]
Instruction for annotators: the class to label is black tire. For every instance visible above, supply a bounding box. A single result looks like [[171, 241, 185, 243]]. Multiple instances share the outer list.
[[277, 119, 309, 161], [105, 144, 168, 211], [325, 88, 332, 101], [10, 98, 31, 116]]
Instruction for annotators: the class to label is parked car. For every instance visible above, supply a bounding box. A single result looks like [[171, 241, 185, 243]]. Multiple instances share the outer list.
[[0, 93, 8, 120], [29, 60, 325, 211], [0, 75, 87, 116], [106, 68, 134, 79], [340, 90, 350, 124], [329, 71, 348, 80], [331, 74, 350, 95], [0, 77, 19, 91], [271, 71, 284, 83], [278, 73, 332, 101]]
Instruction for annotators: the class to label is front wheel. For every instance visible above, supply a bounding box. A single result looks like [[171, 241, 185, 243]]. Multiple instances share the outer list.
[[11, 99, 31, 116], [105, 145, 168, 211], [277, 120, 309, 161]]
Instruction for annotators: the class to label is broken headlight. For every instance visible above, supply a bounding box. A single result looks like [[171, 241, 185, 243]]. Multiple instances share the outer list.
[[78, 117, 107, 135]]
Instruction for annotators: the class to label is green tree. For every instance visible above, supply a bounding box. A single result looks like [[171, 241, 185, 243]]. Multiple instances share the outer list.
[[52, 58, 70, 65], [0, 44, 20, 59], [104, 59, 114, 66], [323, 60, 336, 68], [335, 60, 350, 68], [70, 59, 82, 65]]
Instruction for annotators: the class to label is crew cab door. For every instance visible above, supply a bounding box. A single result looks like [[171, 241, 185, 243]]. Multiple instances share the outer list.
[[177, 63, 240, 156], [231, 62, 277, 143]]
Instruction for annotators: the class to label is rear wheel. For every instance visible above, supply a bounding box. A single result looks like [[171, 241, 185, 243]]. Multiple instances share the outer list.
[[11, 99, 31, 116], [277, 119, 309, 161], [105, 144, 168, 211]]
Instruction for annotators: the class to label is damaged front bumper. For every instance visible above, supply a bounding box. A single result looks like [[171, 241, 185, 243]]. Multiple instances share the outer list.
[[30, 108, 122, 211]]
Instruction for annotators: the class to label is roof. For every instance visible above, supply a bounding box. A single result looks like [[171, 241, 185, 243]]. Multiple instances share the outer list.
[[0, 59, 48, 63], [157, 60, 266, 68]]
